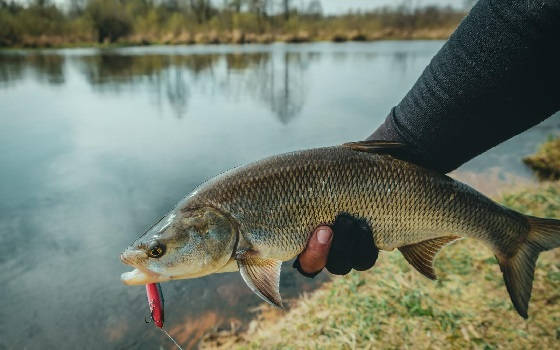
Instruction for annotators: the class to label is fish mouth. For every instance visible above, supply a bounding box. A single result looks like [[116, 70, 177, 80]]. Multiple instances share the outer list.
[[120, 268, 170, 285], [120, 249, 169, 285]]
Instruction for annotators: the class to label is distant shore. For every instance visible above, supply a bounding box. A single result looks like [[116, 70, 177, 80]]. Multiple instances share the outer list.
[[6, 27, 457, 49], [1, 3, 465, 49]]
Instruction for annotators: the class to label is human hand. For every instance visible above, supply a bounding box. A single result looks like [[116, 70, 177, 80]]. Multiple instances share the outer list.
[[293, 213, 379, 278], [294, 226, 334, 277]]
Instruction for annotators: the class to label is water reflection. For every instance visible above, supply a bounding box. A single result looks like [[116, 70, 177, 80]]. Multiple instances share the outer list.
[[260, 52, 305, 124], [0, 49, 318, 122], [78, 54, 220, 86], [0, 53, 65, 87], [79, 51, 311, 122], [225, 52, 267, 71]]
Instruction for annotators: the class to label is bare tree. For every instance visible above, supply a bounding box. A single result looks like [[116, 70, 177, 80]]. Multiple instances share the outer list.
[[282, 0, 290, 19], [305, 0, 322, 18], [69, 0, 86, 16], [228, 0, 242, 13], [190, 0, 214, 23]]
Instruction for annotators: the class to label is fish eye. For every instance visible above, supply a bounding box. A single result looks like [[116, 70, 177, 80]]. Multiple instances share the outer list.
[[147, 240, 166, 259]]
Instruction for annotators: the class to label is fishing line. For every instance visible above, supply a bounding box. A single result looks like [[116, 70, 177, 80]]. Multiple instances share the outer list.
[[160, 327, 184, 350]]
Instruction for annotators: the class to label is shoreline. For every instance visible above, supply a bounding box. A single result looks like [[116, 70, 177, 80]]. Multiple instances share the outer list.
[[0, 28, 455, 50]]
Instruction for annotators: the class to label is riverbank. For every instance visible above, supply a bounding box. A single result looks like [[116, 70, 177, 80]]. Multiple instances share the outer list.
[[0, 4, 464, 48], [10, 27, 457, 48], [199, 182, 560, 349]]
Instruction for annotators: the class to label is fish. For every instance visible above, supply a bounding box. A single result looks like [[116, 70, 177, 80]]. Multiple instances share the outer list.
[[120, 140, 560, 318]]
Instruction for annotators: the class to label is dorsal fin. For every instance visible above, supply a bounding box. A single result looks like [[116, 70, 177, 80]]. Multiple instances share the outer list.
[[398, 236, 461, 280], [342, 140, 407, 154]]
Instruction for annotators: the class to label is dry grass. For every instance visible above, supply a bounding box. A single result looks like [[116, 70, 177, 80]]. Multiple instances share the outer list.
[[200, 183, 560, 349], [523, 137, 560, 180]]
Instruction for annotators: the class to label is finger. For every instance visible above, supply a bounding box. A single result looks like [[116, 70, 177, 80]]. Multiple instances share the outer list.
[[298, 226, 333, 274]]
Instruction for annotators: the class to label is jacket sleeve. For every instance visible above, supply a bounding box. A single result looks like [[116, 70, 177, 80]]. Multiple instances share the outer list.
[[369, 0, 560, 173]]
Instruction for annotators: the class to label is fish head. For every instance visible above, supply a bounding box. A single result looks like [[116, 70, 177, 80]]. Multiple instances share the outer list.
[[120, 206, 237, 285]]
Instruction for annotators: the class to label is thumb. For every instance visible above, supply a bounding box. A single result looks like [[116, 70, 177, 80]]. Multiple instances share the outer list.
[[296, 226, 333, 275]]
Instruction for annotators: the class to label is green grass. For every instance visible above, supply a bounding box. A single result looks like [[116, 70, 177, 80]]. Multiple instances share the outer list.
[[200, 183, 560, 349], [523, 137, 560, 180]]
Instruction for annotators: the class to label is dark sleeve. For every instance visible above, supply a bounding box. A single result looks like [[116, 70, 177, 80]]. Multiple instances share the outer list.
[[369, 0, 560, 174]]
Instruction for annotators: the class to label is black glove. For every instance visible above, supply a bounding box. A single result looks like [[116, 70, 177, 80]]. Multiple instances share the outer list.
[[293, 212, 379, 278]]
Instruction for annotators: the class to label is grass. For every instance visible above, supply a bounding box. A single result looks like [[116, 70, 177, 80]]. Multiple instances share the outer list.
[[523, 137, 560, 180], [200, 183, 560, 349]]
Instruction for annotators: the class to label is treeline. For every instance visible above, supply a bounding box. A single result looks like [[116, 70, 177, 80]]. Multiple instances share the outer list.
[[0, 0, 466, 47]]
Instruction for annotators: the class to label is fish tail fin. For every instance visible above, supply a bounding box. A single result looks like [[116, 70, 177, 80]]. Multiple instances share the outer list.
[[525, 216, 560, 250], [497, 216, 560, 318]]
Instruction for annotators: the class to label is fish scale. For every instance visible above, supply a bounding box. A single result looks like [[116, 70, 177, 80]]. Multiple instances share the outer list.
[[184, 146, 525, 256]]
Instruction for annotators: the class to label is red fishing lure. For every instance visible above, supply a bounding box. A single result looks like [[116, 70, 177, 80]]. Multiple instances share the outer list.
[[145, 283, 183, 349], [145, 283, 164, 328]]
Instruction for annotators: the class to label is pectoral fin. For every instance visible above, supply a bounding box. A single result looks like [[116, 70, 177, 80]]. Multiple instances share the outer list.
[[398, 236, 461, 280], [236, 252, 283, 308]]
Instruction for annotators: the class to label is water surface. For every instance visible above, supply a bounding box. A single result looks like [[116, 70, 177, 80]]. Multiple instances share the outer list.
[[1, 42, 558, 349]]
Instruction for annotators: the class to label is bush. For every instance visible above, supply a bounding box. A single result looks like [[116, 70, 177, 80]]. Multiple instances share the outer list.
[[86, 0, 131, 43], [0, 11, 20, 46]]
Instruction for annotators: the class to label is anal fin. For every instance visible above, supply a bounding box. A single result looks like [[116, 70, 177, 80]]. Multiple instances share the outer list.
[[236, 251, 283, 308], [398, 235, 460, 280]]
